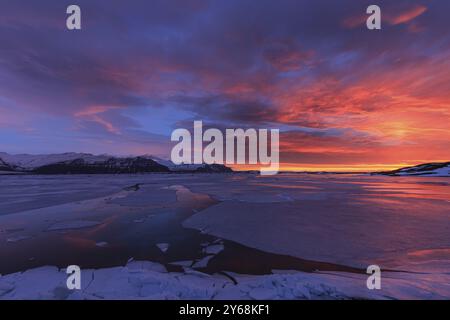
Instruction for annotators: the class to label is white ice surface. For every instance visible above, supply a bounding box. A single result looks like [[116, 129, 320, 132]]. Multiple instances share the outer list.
[[1, 261, 449, 300], [0, 174, 448, 300]]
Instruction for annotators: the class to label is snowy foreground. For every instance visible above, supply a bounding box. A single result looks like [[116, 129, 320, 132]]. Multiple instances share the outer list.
[[0, 173, 449, 299], [1, 261, 449, 300]]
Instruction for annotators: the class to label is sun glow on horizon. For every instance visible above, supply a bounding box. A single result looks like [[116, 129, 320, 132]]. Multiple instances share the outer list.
[[230, 161, 449, 173]]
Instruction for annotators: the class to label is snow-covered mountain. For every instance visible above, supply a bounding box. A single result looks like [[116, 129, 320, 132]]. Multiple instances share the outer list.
[[0, 152, 232, 174], [0, 158, 14, 172], [0, 152, 169, 174], [377, 162, 450, 177], [0, 152, 112, 170]]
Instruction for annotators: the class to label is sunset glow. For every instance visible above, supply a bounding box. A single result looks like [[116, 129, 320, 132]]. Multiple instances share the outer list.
[[0, 0, 448, 171]]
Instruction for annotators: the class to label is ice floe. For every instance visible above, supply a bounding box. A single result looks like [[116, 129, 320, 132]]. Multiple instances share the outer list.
[[1, 261, 449, 300], [47, 220, 101, 231], [6, 235, 31, 243], [156, 243, 170, 253], [203, 244, 224, 255], [95, 242, 109, 248]]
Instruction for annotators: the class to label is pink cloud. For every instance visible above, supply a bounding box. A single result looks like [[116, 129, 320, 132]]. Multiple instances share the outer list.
[[386, 5, 427, 25], [75, 106, 121, 134], [343, 5, 428, 29]]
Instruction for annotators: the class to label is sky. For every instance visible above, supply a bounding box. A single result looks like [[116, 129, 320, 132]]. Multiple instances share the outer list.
[[0, 0, 449, 171]]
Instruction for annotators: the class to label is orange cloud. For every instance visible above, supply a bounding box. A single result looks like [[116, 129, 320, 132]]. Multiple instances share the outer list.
[[256, 49, 450, 171]]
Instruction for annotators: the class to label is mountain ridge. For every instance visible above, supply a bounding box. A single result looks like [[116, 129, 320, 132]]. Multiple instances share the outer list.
[[374, 162, 450, 177], [0, 152, 233, 174], [1, 152, 447, 176]]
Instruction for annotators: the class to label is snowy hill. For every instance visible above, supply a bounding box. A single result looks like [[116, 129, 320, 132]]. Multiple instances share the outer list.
[[0, 158, 14, 172], [0, 152, 233, 174], [0, 153, 168, 174], [377, 162, 450, 177], [0, 152, 111, 170]]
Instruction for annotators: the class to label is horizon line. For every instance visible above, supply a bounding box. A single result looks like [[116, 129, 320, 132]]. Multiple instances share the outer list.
[[2, 151, 448, 173]]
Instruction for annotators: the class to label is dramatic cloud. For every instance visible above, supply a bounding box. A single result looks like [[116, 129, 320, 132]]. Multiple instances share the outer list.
[[0, 0, 448, 169]]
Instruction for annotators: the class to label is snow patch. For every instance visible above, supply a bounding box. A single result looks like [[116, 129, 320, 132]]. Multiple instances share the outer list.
[[1, 262, 449, 300]]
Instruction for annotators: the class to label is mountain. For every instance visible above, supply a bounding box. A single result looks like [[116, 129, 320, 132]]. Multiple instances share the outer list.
[[32, 157, 170, 174], [194, 163, 233, 173], [151, 157, 233, 173], [375, 162, 450, 177], [0, 158, 14, 172], [0, 152, 233, 174], [0, 153, 169, 174], [0, 152, 111, 170]]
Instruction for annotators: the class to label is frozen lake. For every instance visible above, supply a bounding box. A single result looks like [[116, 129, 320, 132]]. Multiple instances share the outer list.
[[0, 173, 449, 299]]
